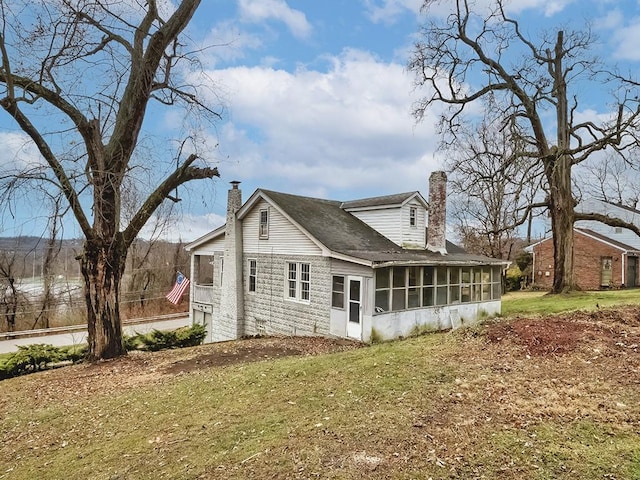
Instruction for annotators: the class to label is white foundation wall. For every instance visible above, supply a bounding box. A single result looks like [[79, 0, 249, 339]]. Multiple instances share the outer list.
[[369, 301, 501, 341]]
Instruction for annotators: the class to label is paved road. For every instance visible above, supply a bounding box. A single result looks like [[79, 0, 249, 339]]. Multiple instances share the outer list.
[[0, 316, 190, 354]]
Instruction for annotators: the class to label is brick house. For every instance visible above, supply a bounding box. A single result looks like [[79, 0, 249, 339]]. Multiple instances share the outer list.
[[530, 227, 640, 290], [186, 172, 505, 344]]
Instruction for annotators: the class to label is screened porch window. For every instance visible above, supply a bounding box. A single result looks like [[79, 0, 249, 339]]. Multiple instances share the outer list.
[[195, 255, 215, 285], [374, 265, 501, 314]]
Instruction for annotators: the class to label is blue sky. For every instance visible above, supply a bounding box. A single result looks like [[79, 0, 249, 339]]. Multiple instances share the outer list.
[[3, 0, 640, 242]]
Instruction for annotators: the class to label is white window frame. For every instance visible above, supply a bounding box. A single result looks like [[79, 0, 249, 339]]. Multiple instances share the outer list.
[[259, 208, 269, 239], [248, 259, 257, 293], [286, 261, 311, 303], [409, 207, 417, 227]]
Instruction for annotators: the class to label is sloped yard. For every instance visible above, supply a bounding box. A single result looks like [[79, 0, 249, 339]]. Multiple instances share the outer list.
[[1, 307, 639, 479]]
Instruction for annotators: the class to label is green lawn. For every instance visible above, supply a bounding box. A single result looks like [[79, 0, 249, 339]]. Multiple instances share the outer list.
[[502, 288, 640, 316]]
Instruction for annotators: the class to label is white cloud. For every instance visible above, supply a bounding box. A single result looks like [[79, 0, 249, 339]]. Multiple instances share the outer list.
[[238, 0, 312, 39], [193, 48, 443, 201], [363, 0, 423, 24], [504, 0, 576, 16], [138, 212, 226, 243], [0, 131, 44, 170], [200, 21, 263, 67], [609, 15, 640, 60], [405, 0, 576, 20]]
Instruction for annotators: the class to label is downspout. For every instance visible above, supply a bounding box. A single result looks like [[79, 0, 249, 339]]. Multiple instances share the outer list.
[[622, 252, 626, 288], [531, 250, 536, 287], [188, 252, 195, 326]]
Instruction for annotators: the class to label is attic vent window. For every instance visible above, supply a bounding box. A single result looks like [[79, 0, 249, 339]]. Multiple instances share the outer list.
[[259, 208, 269, 239], [615, 227, 623, 234], [409, 207, 417, 227]]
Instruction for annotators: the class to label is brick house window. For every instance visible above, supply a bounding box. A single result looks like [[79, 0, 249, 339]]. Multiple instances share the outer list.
[[287, 262, 310, 302], [248, 259, 257, 292], [601, 257, 613, 287], [259, 209, 269, 239]]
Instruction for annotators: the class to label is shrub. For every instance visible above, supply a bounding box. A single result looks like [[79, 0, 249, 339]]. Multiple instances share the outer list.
[[125, 323, 206, 352], [1, 344, 62, 379], [60, 344, 88, 363], [0, 343, 88, 381]]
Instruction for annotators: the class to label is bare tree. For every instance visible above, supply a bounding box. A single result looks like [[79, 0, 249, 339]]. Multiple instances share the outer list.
[[446, 118, 545, 259], [0, 248, 19, 331], [32, 194, 65, 330], [0, 1, 220, 359], [578, 153, 640, 208], [409, 0, 640, 293]]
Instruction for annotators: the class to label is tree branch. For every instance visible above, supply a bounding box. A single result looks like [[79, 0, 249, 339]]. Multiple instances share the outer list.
[[122, 153, 218, 248]]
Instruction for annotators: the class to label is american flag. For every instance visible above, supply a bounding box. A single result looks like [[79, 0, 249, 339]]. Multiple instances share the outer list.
[[166, 272, 190, 304]]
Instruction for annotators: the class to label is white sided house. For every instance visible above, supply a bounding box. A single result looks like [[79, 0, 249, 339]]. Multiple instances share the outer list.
[[186, 172, 504, 343]]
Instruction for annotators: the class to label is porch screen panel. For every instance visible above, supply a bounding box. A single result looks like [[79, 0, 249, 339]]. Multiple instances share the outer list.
[[392, 267, 407, 310], [408, 266, 421, 308], [375, 268, 390, 312], [422, 267, 435, 306]]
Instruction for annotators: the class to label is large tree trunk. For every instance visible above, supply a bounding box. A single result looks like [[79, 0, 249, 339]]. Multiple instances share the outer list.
[[81, 238, 127, 361], [549, 155, 576, 293], [549, 30, 576, 293]]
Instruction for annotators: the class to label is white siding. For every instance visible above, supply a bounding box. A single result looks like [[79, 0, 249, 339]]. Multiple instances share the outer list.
[[191, 236, 225, 254], [401, 200, 426, 249], [330, 259, 373, 277], [242, 199, 323, 256], [351, 207, 402, 245]]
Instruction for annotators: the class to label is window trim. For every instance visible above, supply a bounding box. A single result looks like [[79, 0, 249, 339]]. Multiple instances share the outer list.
[[331, 275, 345, 309], [286, 261, 311, 303], [259, 208, 269, 239], [248, 258, 257, 293], [409, 207, 417, 227]]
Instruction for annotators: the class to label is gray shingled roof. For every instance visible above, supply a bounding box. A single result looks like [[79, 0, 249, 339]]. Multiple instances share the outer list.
[[261, 189, 503, 265], [341, 191, 421, 210], [576, 227, 640, 252]]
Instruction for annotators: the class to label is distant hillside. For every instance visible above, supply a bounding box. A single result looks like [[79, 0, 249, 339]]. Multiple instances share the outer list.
[[0, 237, 83, 253]]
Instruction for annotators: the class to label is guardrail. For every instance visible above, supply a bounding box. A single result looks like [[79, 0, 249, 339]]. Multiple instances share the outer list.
[[0, 312, 189, 341]]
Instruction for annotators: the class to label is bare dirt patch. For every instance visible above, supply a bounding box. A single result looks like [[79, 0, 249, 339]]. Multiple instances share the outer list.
[[485, 307, 640, 357], [162, 336, 361, 374]]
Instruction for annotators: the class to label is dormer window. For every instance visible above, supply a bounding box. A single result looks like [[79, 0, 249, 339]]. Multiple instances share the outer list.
[[409, 207, 417, 227], [259, 208, 269, 239]]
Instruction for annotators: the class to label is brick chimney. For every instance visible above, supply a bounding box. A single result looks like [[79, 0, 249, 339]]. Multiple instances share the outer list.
[[219, 181, 244, 340], [426, 171, 448, 255]]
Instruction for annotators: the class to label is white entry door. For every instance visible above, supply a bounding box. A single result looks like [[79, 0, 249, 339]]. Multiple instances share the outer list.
[[347, 277, 362, 340]]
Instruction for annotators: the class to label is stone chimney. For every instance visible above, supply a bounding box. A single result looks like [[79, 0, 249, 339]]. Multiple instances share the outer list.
[[426, 171, 448, 255], [218, 181, 244, 341]]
